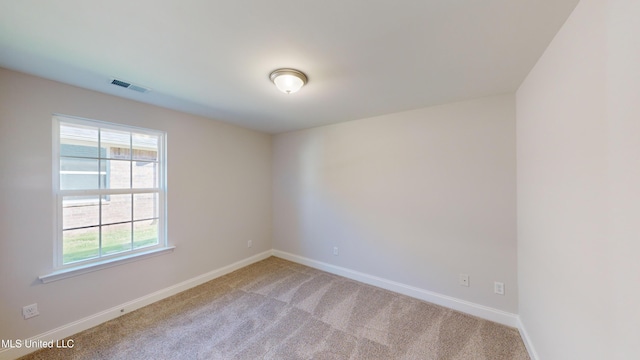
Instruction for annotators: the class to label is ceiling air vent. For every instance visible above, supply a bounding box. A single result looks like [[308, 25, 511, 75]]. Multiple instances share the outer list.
[[111, 79, 130, 88], [110, 78, 151, 93]]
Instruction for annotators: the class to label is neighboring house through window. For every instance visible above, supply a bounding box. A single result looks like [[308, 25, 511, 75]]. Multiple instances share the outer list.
[[52, 114, 168, 269]]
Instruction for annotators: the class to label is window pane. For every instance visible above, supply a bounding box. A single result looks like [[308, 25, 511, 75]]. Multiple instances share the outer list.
[[101, 129, 130, 159], [133, 193, 158, 220], [60, 157, 100, 190], [134, 220, 158, 249], [102, 159, 131, 189], [62, 196, 99, 230], [60, 123, 99, 158], [102, 223, 132, 255], [132, 133, 159, 161], [133, 161, 158, 188], [63, 227, 99, 264], [60, 144, 106, 159], [102, 194, 132, 225], [61, 157, 100, 171]]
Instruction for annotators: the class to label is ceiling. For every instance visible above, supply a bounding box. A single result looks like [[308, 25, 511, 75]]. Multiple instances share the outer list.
[[0, 0, 579, 134]]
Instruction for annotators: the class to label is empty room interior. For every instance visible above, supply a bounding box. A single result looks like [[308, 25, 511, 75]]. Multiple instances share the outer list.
[[0, 1, 638, 359]]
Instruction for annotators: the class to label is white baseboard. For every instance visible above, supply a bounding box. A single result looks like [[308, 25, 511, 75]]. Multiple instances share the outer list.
[[0, 251, 272, 360], [517, 318, 539, 360], [272, 249, 520, 328]]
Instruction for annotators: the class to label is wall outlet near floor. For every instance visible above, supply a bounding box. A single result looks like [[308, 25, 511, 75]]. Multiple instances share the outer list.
[[459, 274, 470, 287], [247, 240, 252, 248], [333, 246, 339, 256], [23, 303, 39, 319], [494, 282, 505, 295]]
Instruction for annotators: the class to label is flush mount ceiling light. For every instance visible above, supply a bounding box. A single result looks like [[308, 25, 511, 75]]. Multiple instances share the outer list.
[[269, 68, 308, 94]]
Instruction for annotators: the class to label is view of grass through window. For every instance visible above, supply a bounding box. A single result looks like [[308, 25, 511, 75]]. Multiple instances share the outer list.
[[63, 225, 158, 263]]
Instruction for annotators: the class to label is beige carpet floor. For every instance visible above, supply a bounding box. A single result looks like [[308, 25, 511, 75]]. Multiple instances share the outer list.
[[20, 257, 529, 360]]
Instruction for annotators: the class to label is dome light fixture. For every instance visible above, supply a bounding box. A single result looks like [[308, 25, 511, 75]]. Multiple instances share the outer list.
[[269, 68, 308, 94]]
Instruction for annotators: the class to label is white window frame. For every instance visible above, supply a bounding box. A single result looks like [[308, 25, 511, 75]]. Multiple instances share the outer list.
[[41, 114, 173, 283]]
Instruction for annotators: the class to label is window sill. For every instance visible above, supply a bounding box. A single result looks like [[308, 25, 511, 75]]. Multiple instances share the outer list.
[[39, 246, 175, 283]]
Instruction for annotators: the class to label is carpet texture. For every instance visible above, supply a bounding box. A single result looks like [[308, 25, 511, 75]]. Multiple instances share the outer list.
[[20, 257, 530, 359]]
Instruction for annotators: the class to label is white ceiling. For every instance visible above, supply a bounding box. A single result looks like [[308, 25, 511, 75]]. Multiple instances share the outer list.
[[0, 0, 579, 134]]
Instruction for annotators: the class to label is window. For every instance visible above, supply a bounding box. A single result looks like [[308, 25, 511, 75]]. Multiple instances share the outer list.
[[53, 115, 168, 269]]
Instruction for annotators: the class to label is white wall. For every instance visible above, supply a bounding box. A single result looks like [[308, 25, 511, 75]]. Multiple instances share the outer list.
[[0, 68, 272, 342], [607, 1, 640, 357], [517, 0, 640, 358], [273, 94, 517, 313]]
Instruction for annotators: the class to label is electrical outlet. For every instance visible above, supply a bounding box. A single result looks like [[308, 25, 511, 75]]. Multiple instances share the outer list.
[[333, 246, 339, 256], [459, 274, 469, 287], [23, 303, 39, 319], [494, 282, 505, 295], [247, 240, 252, 248]]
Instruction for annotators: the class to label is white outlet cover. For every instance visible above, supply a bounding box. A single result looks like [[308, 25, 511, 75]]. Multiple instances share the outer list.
[[23, 303, 39, 319], [459, 274, 470, 287], [494, 282, 505, 295]]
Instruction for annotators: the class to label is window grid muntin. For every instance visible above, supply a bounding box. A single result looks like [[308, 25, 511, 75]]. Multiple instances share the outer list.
[[54, 115, 166, 268]]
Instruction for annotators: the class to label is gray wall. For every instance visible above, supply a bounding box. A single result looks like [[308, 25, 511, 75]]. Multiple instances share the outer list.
[[516, 0, 640, 358], [273, 94, 517, 313], [0, 68, 272, 341]]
